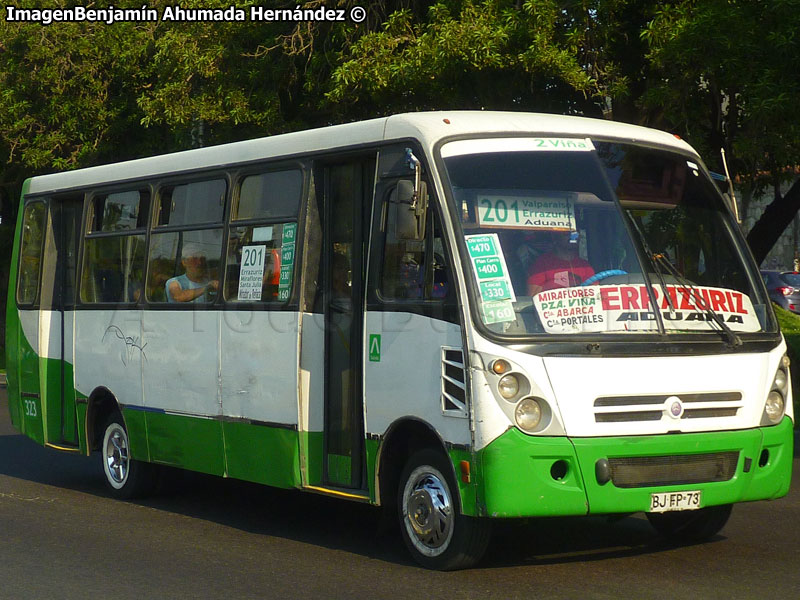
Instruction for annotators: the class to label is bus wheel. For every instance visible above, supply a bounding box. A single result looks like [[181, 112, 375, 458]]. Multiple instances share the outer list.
[[101, 413, 157, 499], [646, 504, 733, 542], [398, 449, 490, 570]]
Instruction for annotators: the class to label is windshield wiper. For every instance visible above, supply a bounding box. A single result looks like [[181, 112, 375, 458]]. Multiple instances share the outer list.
[[626, 215, 741, 347], [651, 253, 742, 348], [627, 218, 678, 314]]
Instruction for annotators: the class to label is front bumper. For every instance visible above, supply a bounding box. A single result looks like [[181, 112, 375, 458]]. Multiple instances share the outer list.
[[476, 417, 793, 518]]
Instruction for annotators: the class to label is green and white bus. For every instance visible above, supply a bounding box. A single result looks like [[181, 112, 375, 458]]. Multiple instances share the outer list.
[[5, 112, 793, 569]]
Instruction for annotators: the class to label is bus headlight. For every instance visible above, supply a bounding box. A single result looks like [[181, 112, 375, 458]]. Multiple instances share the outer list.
[[774, 368, 787, 394], [498, 374, 520, 400], [765, 391, 785, 424], [515, 398, 543, 432]]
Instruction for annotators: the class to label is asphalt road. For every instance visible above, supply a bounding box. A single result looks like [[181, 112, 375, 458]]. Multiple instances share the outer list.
[[1, 386, 799, 600]]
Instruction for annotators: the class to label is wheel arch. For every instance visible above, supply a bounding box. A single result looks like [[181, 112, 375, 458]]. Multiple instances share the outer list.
[[374, 417, 458, 511], [86, 386, 123, 453]]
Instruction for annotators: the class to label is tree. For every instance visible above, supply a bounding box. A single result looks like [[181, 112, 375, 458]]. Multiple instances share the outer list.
[[327, 1, 599, 116], [641, 0, 800, 264]]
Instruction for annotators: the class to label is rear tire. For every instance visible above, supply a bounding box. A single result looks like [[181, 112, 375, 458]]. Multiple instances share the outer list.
[[398, 449, 490, 570], [646, 504, 732, 542], [101, 412, 158, 499]]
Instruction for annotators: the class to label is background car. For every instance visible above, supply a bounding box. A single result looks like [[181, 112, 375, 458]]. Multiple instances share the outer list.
[[761, 270, 800, 314]]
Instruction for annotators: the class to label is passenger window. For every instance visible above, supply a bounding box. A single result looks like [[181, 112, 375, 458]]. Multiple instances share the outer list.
[[156, 179, 226, 226], [225, 168, 302, 303], [81, 236, 146, 303], [236, 170, 302, 220], [17, 201, 47, 305], [146, 178, 226, 304], [381, 201, 450, 302], [146, 231, 223, 303], [81, 190, 149, 304], [89, 190, 149, 232], [225, 223, 296, 302]]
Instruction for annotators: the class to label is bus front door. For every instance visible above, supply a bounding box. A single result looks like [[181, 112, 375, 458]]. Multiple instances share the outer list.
[[320, 160, 374, 489], [38, 197, 82, 448]]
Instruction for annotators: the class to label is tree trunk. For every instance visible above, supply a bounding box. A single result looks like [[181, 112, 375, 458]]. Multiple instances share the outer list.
[[746, 177, 800, 265]]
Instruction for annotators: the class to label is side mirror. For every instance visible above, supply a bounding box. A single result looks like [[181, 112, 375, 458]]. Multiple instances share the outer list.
[[391, 179, 427, 241]]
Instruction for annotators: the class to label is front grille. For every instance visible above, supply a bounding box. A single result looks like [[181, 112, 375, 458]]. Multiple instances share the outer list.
[[596, 411, 662, 423], [608, 451, 739, 488], [594, 392, 743, 423]]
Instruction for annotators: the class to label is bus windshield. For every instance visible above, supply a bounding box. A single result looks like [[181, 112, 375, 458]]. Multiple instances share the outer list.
[[441, 137, 772, 337]]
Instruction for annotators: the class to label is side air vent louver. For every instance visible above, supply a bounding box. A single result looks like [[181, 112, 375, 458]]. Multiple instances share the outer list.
[[441, 347, 468, 418]]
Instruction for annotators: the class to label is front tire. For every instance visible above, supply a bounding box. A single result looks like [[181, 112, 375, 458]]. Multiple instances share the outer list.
[[646, 504, 733, 542], [101, 412, 157, 499], [398, 449, 490, 570]]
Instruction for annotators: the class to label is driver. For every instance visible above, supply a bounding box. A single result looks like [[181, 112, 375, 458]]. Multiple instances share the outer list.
[[527, 230, 594, 296]]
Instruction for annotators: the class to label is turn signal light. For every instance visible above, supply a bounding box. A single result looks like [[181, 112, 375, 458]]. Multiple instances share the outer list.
[[491, 359, 512, 375]]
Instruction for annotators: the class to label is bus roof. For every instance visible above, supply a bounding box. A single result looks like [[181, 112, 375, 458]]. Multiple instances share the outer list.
[[26, 111, 696, 195]]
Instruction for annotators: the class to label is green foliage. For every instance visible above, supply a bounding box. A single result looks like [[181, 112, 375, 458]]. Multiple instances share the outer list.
[[641, 0, 800, 184], [0, 0, 326, 176], [775, 305, 800, 336], [0, 0, 798, 203], [0, 14, 138, 169], [327, 1, 600, 115]]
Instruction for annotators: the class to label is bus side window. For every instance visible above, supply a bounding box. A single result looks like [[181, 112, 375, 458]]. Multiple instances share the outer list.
[[17, 201, 47, 305], [146, 179, 226, 304], [82, 236, 146, 303], [81, 191, 148, 304], [225, 169, 302, 304], [381, 199, 449, 302], [146, 230, 223, 304]]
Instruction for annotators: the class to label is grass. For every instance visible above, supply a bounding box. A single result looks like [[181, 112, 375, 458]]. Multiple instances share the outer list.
[[774, 305, 800, 419]]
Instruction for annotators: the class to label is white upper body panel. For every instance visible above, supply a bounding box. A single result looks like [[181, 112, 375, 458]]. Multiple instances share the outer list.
[[25, 111, 697, 195]]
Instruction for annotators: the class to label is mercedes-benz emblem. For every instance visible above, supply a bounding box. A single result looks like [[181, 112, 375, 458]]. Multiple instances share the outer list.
[[666, 395, 684, 419]]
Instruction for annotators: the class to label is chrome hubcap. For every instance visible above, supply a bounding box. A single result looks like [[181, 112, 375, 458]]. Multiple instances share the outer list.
[[404, 469, 453, 553], [105, 425, 129, 485]]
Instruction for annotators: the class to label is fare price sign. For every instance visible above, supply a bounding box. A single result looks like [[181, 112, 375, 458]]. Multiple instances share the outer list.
[[277, 223, 297, 302], [465, 233, 516, 324]]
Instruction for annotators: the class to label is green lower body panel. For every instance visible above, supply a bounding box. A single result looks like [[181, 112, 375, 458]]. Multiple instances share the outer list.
[[364, 437, 378, 501], [6, 314, 78, 448], [301, 431, 324, 487], [477, 418, 794, 518], [143, 410, 226, 476], [138, 410, 304, 487], [122, 407, 149, 462], [223, 421, 301, 488], [478, 430, 588, 517], [326, 453, 352, 486], [447, 446, 480, 517]]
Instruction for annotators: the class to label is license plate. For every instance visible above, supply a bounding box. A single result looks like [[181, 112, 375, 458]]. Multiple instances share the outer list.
[[649, 490, 702, 513]]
